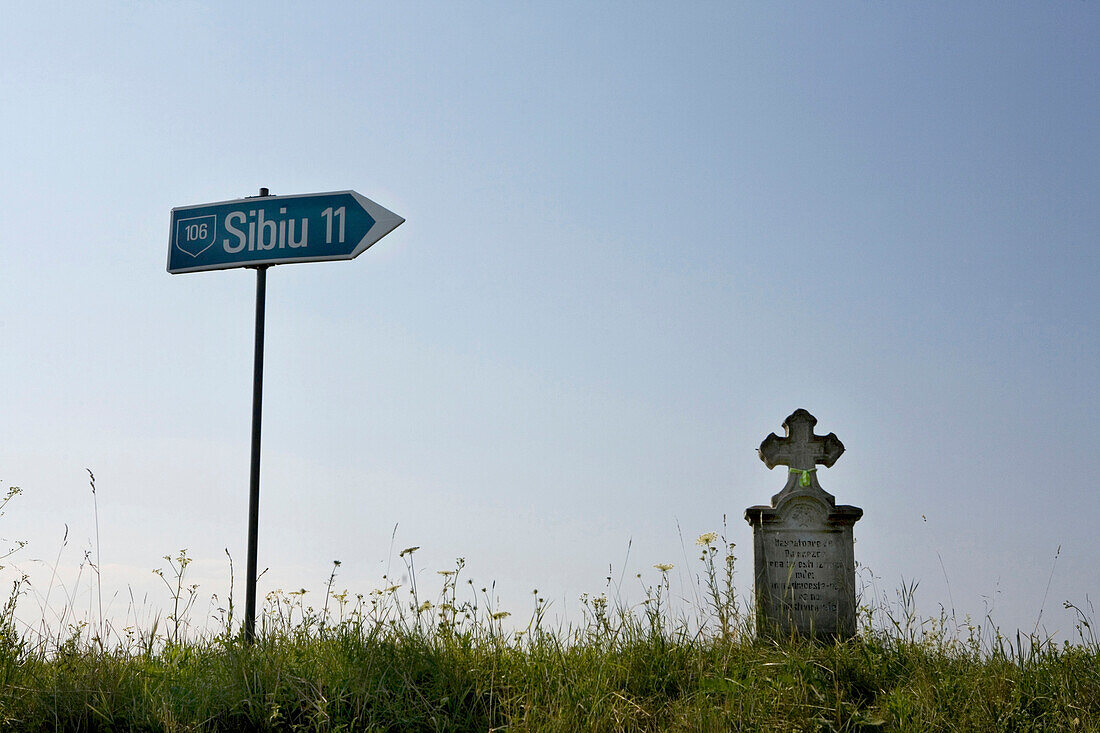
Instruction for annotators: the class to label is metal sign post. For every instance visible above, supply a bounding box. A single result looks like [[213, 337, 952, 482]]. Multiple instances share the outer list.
[[244, 260, 269, 642], [168, 187, 403, 643]]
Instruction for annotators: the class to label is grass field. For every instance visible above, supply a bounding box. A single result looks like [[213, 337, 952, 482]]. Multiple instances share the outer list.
[[1, 483, 1098, 731]]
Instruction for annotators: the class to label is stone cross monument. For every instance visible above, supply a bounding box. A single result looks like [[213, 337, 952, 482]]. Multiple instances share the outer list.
[[745, 409, 862, 639]]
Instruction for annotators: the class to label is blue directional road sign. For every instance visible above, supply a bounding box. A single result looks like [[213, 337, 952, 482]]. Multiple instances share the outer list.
[[168, 190, 404, 274]]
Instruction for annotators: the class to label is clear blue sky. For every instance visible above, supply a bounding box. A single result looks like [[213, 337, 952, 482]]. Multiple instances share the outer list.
[[2, 2, 1097, 640]]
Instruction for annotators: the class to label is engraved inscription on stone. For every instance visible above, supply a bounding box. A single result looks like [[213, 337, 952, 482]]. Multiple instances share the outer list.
[[745, 410, 862, 639], [757, 499, 853, 632]]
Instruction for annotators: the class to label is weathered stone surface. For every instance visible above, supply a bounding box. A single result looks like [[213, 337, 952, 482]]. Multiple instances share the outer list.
[[745, 409, 862, 639]]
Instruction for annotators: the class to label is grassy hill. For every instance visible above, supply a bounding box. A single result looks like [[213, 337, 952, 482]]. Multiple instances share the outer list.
[[1, 544, 1098, 731]]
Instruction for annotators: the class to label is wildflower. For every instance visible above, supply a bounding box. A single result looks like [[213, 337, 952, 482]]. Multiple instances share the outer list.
[[417, 601, 433, 612], [654, 563, 674, 572], [696, 532, 718, 547], [437, 570, 455, 576], [491, 611, 511, 620], [400, 546, 420, 557]]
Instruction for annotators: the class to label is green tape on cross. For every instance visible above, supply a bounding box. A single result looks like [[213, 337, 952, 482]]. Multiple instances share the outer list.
[[789, 467, 817, 487]]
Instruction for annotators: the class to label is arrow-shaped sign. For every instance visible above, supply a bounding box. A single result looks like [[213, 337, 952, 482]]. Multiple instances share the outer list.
[[168, 190, 403, 273]]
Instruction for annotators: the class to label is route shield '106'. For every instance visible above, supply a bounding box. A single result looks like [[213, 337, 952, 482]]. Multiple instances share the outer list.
[[168, 190, 404, 273]]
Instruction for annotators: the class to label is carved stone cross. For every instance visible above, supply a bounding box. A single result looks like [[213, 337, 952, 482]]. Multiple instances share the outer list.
[[746, 409, 861, 639], [758, 408, 844, 484]]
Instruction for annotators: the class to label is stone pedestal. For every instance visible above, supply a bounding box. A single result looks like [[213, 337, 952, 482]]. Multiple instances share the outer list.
[[744, 409, 862, 639]]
